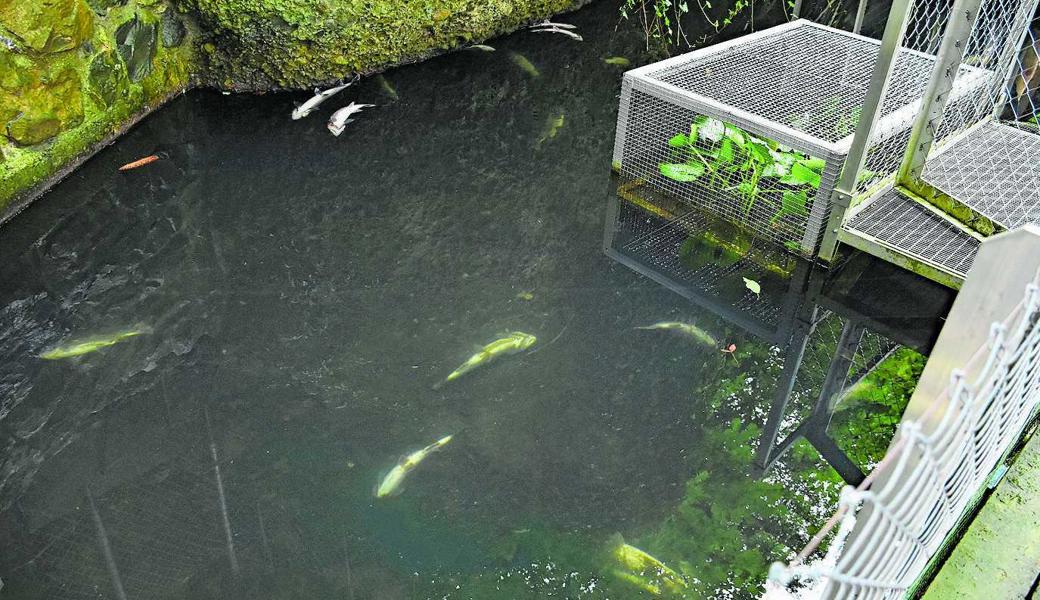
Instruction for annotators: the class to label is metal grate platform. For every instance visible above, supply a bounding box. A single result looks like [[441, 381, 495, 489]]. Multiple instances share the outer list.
[[923, 121, 1040, 230], [842, 186, 980, 285]]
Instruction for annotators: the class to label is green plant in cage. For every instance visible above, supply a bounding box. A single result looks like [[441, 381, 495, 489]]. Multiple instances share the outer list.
[[658, 116, 825, 240]]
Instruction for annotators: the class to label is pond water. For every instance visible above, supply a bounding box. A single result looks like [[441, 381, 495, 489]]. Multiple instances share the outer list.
[[0, 2, 953, 599]]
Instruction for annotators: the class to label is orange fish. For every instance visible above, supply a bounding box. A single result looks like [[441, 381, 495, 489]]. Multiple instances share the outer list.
[[118, 154, 161, 171]]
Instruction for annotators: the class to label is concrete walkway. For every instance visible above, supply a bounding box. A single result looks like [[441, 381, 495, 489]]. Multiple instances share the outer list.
[[922, 428, 1040, 599]]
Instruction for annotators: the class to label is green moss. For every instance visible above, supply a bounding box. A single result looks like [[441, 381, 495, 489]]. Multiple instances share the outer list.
[[173, 0, 590, 90], [0, 0, 93, 53]]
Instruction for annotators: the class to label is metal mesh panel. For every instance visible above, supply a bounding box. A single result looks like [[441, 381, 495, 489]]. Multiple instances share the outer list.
[[1005, 22, 1040, 125], [846, 186, 980, 277], [923, 121, 1040, 228]]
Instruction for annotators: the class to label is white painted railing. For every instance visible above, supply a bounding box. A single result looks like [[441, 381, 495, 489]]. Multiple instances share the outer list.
[[765, 226, 1040, 599]]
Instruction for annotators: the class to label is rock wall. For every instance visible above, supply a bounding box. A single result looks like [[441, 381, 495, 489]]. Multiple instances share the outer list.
[[0, 0, 196, 221], [176, 0, 590, 91]]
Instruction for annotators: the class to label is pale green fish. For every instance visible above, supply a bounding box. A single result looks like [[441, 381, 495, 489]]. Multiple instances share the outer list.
[[467, 43, 496, 52], [611, 534, 687, 594], [376, 435, 453, 498], [40, 325, 153, 360], [537, 113, 565, 147], [603, 56, 631, 67], [509, 52, 541, 78], [441, 331, 537, 385], [635, 321, 717, 347], [377, 74, 399, 101]]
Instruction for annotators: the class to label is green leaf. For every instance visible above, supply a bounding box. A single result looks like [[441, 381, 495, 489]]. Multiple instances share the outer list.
[[747, 140, 772, 165], [699, 117, 725, 142], [668, 133, 689, 148], [659, 162, 706, 182], [799, 157, 827, 173], [781, 161, 821, 188], [781, 190, 808, 216], [718, 138, 735, 163]]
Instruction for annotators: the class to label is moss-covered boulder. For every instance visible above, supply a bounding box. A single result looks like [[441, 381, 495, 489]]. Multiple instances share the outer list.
[[0, 54, 84, 146], [115, 13, 158, 81], [0, 0, 93, 53], [173, 0, 589, 90], [161, 9, 186, 47], [87, 49, 130, 107]]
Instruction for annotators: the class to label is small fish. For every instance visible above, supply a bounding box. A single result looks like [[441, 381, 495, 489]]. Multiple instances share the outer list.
[[375, 434, 454, 498], [40, 325, 152, 360], [634, 321, 717, 347], [291, 76, 358, 120], [529, 23, 583, 42], [118, 154, 161, 171], [516, 291, 534, 301], [467, 44, 496, 52], [743, 277, 761, 298], [327, 102, 375, 136], [537, 113, 565, 148], [509, 52, 541, 78], [440, 331, 537, 386], [377, 74, 399, 101], [604, 56, 631, 67]]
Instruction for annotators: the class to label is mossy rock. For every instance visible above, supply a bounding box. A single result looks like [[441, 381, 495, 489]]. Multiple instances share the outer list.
[[87, 49, 129, 108], [115, 14, 158, 82], [0, 54, 84, 146], [173, 0, 590, 90], [85, 0, 128, 16], [161, 9, 186, 47], [0, 0, 93, 53]]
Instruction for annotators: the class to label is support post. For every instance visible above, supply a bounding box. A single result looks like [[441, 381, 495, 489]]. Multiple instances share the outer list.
[[818, 0, 915, 262], [896, 0, 985, 186], [853, 0, 869, 34]]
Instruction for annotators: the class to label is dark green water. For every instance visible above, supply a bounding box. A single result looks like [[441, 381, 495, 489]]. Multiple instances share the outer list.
[[0, 2, 951, 598]]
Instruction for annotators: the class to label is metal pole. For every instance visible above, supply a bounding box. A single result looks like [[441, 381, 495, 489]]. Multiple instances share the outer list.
[[792, 0, 804, 20], [817, 0, 916, 262], [896, 0, 985, 186], [853, 0, 869, 34]]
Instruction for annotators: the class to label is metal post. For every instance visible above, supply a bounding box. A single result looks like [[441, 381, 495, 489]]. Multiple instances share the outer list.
[[896, 0, 985, 186], [853, 0, 869, 34], [818, 0, 916, 262], [792, 0, 803, 20]]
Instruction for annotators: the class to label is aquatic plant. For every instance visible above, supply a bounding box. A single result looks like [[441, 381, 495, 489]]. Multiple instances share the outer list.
[[658, 116, 825, 247]]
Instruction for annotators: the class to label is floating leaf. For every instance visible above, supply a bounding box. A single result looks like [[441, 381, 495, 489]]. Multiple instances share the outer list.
[[668, 133, 689, 148], [659, 162, 705, 182], [743, 277, 761, 297]]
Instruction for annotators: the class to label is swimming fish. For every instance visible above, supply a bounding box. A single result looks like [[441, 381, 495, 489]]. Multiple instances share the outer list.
[[118, 154, 161, 171], [604, 56, 631, 67], [375, 434, 454, 498], [377, 74, 399, 101], [537, 113, 565, 148], [40, 325, 153, 360], [509, 52, 541, 78], [467, 43, 496, 52], [291, 76, 358, 120], [528, 20, 583, 42], [611, 535, 687, 594], [440, 331, 537, 386], [634, 321, 717, 347], [327, 102, 375, 136]]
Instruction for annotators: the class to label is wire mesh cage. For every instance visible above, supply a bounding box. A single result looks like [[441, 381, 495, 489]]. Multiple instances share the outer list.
[[612, 20, 993, 258]]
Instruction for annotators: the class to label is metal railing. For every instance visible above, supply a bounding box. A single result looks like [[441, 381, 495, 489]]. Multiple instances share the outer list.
[[765, 225, 1040, 599]]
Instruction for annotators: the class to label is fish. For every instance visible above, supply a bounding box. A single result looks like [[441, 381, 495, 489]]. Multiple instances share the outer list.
[[466, 43, 496, 52], [604, 56, 631, 67], [528, 22, 583, 42], [634, 321, 717, 347], [377, 74, 399, 101], [509, 52, 541, 78], [118, 154, 161, 171], [537, 113, 565, 148], [40, 325, 153, 360], [327, 102, 376, 136], [439, 331, 537, 386], [611, 534, 687, 593], [291, 76, 359, 120], [375, 434, 454, 498]]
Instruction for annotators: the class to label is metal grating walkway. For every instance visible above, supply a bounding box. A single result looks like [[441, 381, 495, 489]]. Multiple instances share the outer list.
[[923, 121, 1040, 230], [842, 186, 980, 286]]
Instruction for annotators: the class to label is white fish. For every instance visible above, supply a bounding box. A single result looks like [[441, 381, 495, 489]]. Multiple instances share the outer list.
[[467, 44, 496, 52], [634, 321, 717, 347], [291, 76, 359, 120], [327, 102, 375, 136], [375, 435, 454, 498], [529, 20, 583, 41]]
